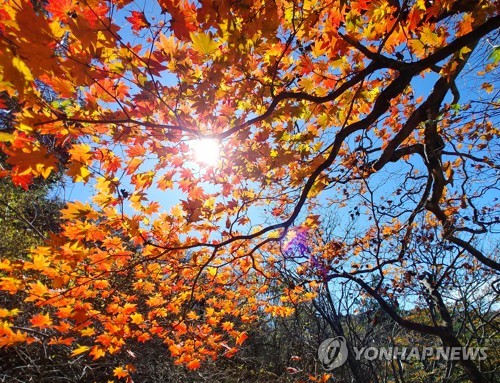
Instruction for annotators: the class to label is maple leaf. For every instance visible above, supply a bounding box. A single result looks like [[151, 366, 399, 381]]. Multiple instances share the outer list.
[[28, 253, 51, 271], [235, 331, 248, 345], [113, 366, 129, 379], [186, 359, 201, 370], [188, 185, 205, 200], [156, 33, 178, 55], [46, 0, 75, 20], [48, 336, 75, 346], [190, 32, 218, 56], [6, 145, 57, 181], [30, 313, 52, 329], [10, 57, 34, 92], [206, 267, 217, 277], [126, 11, 150, 33], [25, 281, 50, 302], [61, 201, 98, 220], [130, 313, 144, 325], [67, 143, 93, 182], [80, 327, 95, 337], [222, 321, 234, 332], [89, 345, 106, 360], [11, 173, 33, 190]]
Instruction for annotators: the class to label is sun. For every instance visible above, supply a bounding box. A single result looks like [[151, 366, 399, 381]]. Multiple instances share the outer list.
[[189, 138, 220, 167]]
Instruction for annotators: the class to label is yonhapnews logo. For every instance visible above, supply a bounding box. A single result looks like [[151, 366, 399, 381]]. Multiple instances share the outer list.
[[318, 337, 348, 371], [318, 337, 488, 370]]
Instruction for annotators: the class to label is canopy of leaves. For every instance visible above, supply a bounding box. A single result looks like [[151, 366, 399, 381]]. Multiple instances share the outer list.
[[0, 0, 499, 381]]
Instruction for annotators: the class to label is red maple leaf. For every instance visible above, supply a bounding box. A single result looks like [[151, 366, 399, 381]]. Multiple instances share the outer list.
[[126, 11, 150, 33]]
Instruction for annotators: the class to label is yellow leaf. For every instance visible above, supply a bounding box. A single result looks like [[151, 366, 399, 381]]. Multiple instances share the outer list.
[[30, 253, 51, 270], [459, 46, 472, 59], [419, 26, 439, 48], [206, 267, 217, 277], [190, 32, 218, 56], [222, 321, 234, 331], [267, 230, 282, 239], [0, 132, 13, 142], [304, 214, 320, 228], [157, 33, 177, 55], [49, 20, 66, 39], [0, 308, 20, 318], [80, 327, 95, 337], [186, 311, 199, 320], [408, 39, 425, 57], [67, 163, 91, 183], [25, 281, 49, 302], [299, 77, 315, 92], [12, 57, 34, 83], [130, 313, 144, 325], [71, 345, 90, 356], [18, 123, 33, 133]]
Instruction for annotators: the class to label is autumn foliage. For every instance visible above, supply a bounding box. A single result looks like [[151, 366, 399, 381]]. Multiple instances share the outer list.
[[0, 0, 499, 381]]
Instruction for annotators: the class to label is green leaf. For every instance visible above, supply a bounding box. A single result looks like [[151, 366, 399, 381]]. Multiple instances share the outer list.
[[488, 45, 500, 64]]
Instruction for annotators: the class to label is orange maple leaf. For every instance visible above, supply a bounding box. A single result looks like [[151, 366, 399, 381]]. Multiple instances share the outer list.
[[46, 0, 74, 21], [235, 331, 248, 345], [113, 366, 129, 378], [186, 358, 201, 370], [30, 313, 52, 329]]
